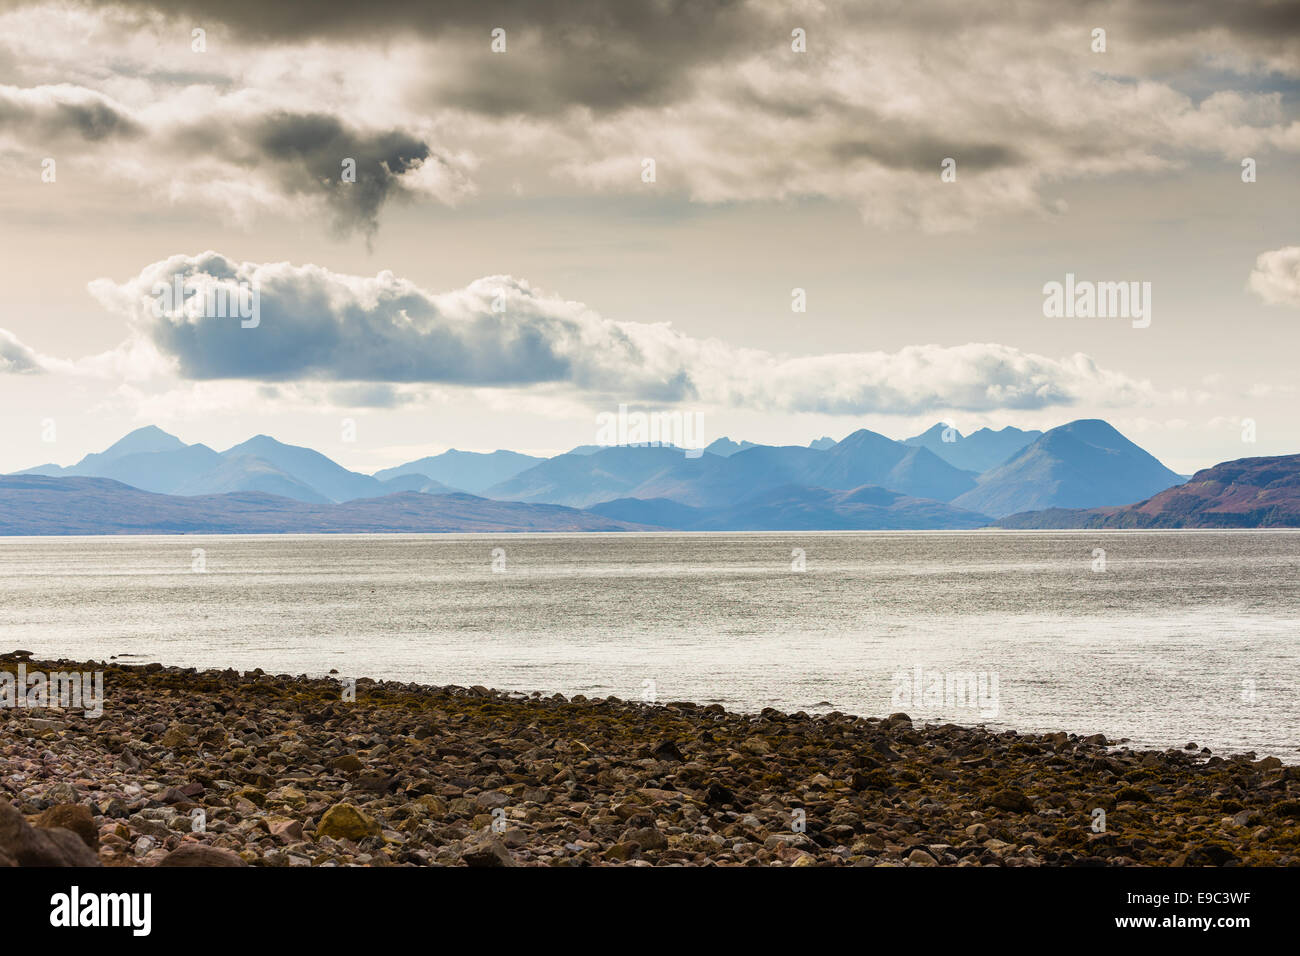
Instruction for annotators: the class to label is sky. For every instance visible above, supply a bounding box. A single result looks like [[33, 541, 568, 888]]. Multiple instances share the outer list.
[[1, 0, 1298, 476]]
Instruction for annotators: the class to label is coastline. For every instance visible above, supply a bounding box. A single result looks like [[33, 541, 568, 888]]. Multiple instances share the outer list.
[[2, 655, 1296, 867]]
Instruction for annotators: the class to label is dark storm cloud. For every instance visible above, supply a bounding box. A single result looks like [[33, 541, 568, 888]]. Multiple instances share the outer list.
[[0, 89, 142, 141], [248, 113, 432, 237], [831, 137, 1022, 172], [1115, 0, 1300, 41], [29, 0, 766, 115], [76, 0, 749, 44], [171, 111, 439, 237]]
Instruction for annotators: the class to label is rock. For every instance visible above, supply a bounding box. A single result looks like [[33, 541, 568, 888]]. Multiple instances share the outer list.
[[604, 842, 640, 862], [268, 818, 304, 841], [625, 826, 668, 851], [36, 805, 98, 849], [160, 723, 195, 748], [704, 783, 735, 807], [1115, 787, 1154, 804], [0, 800, 100, 866], [850, 770, 889, 791], [157, 844, 247, 867], [412, 795, 447, 817], [27, 718, 66, 734], [475, 791, 509, 810], [460, 836, 515, 867], [3, 653, 1294, 870], [987, 789, 1034, 813], [316, 803, 381, 841], [651, 739, 685, 762], [331, 754, 364, 773]]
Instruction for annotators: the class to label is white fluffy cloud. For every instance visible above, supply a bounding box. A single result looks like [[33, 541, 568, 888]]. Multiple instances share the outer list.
[[1247, 246, 1300, 307], [0, 327, 48, 373], [84, 252, 1159, 414]]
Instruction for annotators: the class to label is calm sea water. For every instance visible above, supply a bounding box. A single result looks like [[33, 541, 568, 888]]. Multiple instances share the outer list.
[[0, 531, 1296, 759]]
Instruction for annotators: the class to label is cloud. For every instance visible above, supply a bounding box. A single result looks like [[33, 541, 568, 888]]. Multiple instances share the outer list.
[[86, 252, 1161, 414], [195, 110, 462, 237], [32, 0, 763, 116], [0, 83, 142, 141], [1247, 246, 1300, 307], [0, 327, 46, 373], [2, 0, 1298, 234], [0, 80, 472, 236]]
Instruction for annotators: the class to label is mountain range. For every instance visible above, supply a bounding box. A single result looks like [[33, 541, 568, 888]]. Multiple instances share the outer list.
[[0, 475, 650, 534], [485, 429, 979, 508], [5, 418, 1274, 534], [589, 485, 991, 531], [950, 419, 1185, 517], [995, 454, 1300, 529], [903, 423, 1043, 473]]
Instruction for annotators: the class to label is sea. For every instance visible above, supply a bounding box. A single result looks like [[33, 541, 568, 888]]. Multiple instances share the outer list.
[[1, 530, 1296, 759]]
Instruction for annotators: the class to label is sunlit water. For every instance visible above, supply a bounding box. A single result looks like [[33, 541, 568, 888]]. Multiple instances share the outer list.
[[0, 531, 1296, 759]]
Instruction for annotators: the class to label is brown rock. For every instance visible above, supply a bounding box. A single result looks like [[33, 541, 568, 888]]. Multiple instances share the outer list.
[[36, 805, 99, 850], [461, 836, 515, 867], [0, 800, 100, 866], [316, 802, 381, 841], [987, 789, 1034, 813], [651, 739, 685, 762], [157, 844, 247, 867], [331, 754, 364, 773]]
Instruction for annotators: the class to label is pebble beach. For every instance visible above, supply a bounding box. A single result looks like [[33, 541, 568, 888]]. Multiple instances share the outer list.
[[2, 653, 1297, 867]]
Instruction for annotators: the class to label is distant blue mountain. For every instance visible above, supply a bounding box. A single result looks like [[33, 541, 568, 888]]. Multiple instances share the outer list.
[[373, 449, 542, 495], [77, 424, 186, 463], [704, 437, 761, 457], [17, 426, 224, 494], [591, 485, 990, 530], [488, 428, 977, 508], [587, 497, 710, 528], [220, 435, 391, 502], [951, 419, 1184, 518], [0, 476, 651, 535], [169, 453, 332, 502], [904, 423, 1042, 473], [15, 426, 455, 504], [5, 419, 1199, 531]]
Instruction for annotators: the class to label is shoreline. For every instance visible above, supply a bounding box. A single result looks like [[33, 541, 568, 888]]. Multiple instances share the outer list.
[[2, 655, 1297, 867]]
